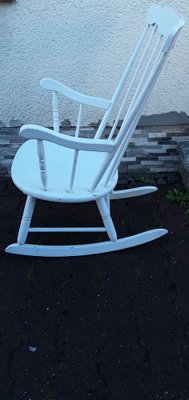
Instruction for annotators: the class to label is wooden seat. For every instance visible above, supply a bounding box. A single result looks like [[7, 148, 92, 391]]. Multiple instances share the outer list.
[[11, 139, 118, 203], [6, 4, 185, 257]]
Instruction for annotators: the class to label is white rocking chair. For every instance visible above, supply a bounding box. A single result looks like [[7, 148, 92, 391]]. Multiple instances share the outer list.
[[6, 5, 184, 257]]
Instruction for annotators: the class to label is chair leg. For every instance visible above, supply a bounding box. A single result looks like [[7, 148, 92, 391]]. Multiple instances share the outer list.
[[17, 195, 36, 245], [96, 196, 117, 242]]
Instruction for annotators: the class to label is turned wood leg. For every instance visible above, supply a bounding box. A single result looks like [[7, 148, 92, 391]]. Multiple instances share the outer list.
[[96, 197, 117, 242], [17, 195, 36, 245]]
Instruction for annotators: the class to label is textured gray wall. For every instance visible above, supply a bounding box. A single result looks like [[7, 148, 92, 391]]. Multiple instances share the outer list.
[[0, 0, 188, 126]]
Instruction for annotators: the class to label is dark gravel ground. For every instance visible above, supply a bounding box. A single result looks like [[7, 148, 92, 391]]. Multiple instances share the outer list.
[[0, 178, 189, 400]]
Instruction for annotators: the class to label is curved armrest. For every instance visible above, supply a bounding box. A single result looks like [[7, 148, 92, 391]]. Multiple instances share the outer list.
[[40, 78, 111, 110], [20, 124, 115, 153]]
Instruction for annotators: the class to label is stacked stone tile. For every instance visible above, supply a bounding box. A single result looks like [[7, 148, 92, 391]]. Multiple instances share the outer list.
[[178, 142, 189, 189], [119, 125, 189, 185], [0, 123, 189, 185], [0, 127, 24, 176]]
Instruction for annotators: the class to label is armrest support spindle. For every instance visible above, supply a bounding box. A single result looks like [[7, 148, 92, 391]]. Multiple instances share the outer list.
[[37, 140, 47, 190], [53, 91, 59, 132]]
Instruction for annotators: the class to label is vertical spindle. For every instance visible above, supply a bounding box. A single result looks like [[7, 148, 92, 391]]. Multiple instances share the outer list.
[[37, 140, 47, 191], [53, 91, 59, 132], [69, 103, 83, 192]]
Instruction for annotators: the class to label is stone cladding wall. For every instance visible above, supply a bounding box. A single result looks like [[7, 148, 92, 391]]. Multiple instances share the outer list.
[[0, 124, 189, 185]]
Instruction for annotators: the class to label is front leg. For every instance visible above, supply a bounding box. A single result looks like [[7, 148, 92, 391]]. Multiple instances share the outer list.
[[17, 195, 36, 245], [96, 197, 117, 242]]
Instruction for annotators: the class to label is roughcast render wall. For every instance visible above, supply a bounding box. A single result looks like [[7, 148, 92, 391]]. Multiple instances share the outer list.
[[0, 0, 188, 127]]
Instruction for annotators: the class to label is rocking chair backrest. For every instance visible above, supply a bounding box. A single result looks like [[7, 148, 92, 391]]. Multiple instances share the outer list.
[[21, 5, 184, 194], [90, 4, 184, 190]]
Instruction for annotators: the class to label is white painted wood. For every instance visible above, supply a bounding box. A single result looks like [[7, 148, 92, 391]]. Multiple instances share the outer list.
[[105, 194, 110, 212], [75, 103, 82, 138], [69, 103, 83, 192], [5, 229, 168, 257], [110, 186, 157, 200], [29, 227, 106, 232], [6, 5, 184, 257], [95, 25, 149, 139], [89, 152, 112, 192], [11, 140, 118, 202], [40, 78, 111, 109], [37, 140, 47, 190], [103, 52, 168, 187], [90, 33, 170, 191], [96, 197, 117, 242], [125, 33, 162, 123], [91, 7, 184, 190], [20, 124, 115, 153], [69, 150, 79, 193], [108, 25, 159, 140], [17, 196, 36, 245], [146, 4, 184, 38], [52, 91, 59, 132]]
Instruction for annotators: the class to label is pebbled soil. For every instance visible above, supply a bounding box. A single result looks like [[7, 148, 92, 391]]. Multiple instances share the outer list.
[[0, 178, 189, 400]]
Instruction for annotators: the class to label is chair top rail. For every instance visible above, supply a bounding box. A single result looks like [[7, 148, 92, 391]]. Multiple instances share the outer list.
[[40, 78, 111, 110], [20, 124, 115, 153], [146, 4, 184, 36], [146, 4, 184, 52]]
